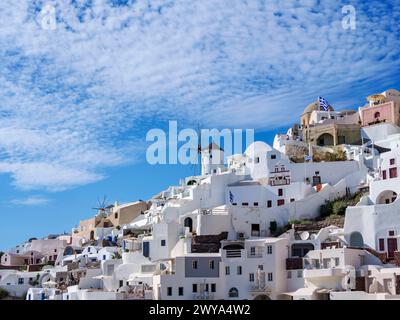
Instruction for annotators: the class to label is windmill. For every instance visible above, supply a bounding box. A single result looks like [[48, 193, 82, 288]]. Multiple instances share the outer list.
[[92, 195, 111, 218]]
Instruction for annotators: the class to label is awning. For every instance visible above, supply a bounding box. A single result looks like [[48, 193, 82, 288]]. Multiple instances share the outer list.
[[92, 275, 112, 280], [283, 287, 315, 297], [315, 288, 333, 294]]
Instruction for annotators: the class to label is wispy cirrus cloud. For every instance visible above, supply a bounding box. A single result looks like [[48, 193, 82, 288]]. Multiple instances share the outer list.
[[0, 0, 399, 190], [9, 195, 51, 206]]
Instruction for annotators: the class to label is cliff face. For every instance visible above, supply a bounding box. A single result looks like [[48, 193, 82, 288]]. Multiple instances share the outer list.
[[284, 142, 347, 163]]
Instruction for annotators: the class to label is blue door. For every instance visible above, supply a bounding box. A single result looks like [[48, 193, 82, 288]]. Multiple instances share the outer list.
[[142, 241, 150, 257]]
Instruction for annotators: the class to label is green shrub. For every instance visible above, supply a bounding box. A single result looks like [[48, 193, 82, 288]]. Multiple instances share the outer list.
[[332, 200, 348, 216], [319, 192, 364, 217]]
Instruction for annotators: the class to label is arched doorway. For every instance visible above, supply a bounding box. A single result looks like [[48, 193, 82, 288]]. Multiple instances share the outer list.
[[184, 217, 193, 233], [317, 133, 334, 146], [350, 231, 364, 248], [90, 230, 95, 241], [291, 243, 314, 257], [376, 190, 397, 205], [254, 294, 271, 300], [228, 287, 239, 298]]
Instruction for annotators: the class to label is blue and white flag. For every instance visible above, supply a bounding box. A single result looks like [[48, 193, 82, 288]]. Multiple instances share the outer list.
[[229, 191, 234, 204], [318, 96, 330, 111], [304, 155, 312, 162]]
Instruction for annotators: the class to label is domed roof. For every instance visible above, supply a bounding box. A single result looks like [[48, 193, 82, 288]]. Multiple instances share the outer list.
[[303, 102, 319, 114], [245, 141, 272, 157], [303, 100, 334, 114]]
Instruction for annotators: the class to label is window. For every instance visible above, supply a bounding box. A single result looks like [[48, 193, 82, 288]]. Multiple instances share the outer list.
[[389, 167, 397, 179], [167, 287, 172, 296], [54, 249, 57, 253], [228, 287, 239, 298], [383, 170, 387, 180], [209, 260, 215, 270], [211, 283, 216, 292], [379, 238, 385, 251], [249, 273, 254, 282], [389, 230, 395, 236], [278, 188, 283, 196], [287, 271, 292, 279], [178, 287, 184, 296], [18, 278, 24, 285], [232, 203, 237, 206], [255, 157, 260, 163], [338, 136, 346, 144], [267, 245, 272, 254], [115, 212, 118, 219], [192, 260, 198, 269], [250, 247, 256, 256], [161, 240, 166, 247], [334, 257, 340, 267], [390, 158, 396, 165], [225, 266, 230, 275], [258, 265, 263, 270], [119, 280, 123, 287], [268, 272, 273, 282], [271, 155, 276, 160], [253, 202, 259, 206], [297, 270, 303, 278], [237, 266, 242, 275], [267, 200, 272, 208], [192, 284, 198, 293], [323, 258, 331, 268], [277, 199, 285, 206], [374, 111, 381, 118], [205, 283, 209, 292], [242, 202, 249, 206]]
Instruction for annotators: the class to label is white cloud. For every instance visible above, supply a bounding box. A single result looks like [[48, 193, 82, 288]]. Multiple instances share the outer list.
[[0, 0, 398, 190], [9, 195, 51, 206]]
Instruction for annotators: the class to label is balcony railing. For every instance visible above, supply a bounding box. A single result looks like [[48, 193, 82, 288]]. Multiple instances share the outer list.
[[193, 293, 214, 300], [286, 258, 303, 270], [224, 249, 242, 258]]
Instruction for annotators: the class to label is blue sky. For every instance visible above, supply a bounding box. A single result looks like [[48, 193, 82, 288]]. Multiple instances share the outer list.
[[0, 0, 399, 250]]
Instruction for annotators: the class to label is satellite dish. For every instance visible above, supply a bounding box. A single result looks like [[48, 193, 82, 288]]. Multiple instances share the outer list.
[[300, 231, 310, 241]]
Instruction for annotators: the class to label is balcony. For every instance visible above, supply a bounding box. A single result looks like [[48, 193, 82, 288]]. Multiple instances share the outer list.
[[193, 293, 214, 300], [286, 258, 303, 270], [303, 267, 342, 278], [248, 253, 263, 259], [224, 249, 243, 259]]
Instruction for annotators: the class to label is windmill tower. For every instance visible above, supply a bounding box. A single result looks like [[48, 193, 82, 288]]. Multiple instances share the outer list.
[[92, 196, 111, 218], [201, 141, 224, 175]]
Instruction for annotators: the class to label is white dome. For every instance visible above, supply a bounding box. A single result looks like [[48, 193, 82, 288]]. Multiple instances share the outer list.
[[245, 141, 272, 157]]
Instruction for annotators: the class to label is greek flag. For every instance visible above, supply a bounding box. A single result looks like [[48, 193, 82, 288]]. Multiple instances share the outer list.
[[304, 155, 312, 162], [229, 191, 234, 204], [318, 96, 330, 111]]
